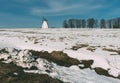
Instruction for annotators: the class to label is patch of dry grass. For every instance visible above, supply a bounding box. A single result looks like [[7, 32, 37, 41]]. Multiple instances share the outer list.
[[102, 48, 120, 54], [0, 61, 63, 83], [71, 44, 89, 50], [87, 46, 96, 52], [30, 50, 80, 67]]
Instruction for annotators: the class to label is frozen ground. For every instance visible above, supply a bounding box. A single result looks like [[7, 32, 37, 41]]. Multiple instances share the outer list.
[[0, 28, 120, 83]]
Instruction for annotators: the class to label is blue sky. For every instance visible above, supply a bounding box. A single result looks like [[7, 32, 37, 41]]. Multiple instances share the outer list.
[[0, 0, 120, 28]]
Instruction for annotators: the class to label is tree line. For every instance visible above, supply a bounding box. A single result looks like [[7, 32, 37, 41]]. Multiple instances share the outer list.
[[63, 17, 120, 28]]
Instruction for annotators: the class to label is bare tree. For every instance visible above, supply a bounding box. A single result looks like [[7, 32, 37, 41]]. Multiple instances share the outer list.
[[81, 19, 86, 28], [69, 19, 75, 28], [87, 18, 95, 28], [76, 19, 82, 28], [100, 19, 106, 28], [63, 20, 69, 28]]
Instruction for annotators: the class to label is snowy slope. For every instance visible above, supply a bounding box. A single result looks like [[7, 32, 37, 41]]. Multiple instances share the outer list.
[[0, 28, 120, 83]]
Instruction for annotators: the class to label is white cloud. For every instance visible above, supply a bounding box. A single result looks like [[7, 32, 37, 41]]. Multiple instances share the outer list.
[[30, 0, 104, 16]]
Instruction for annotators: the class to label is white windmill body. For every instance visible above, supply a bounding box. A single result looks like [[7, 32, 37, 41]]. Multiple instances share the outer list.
[[42, 18, 49, 29]]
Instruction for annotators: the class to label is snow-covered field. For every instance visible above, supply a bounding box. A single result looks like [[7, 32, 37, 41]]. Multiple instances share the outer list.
[[0, 28, 120, 83]]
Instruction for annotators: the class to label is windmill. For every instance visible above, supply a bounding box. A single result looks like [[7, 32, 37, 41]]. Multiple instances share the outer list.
[[41, 17, 49, 29]]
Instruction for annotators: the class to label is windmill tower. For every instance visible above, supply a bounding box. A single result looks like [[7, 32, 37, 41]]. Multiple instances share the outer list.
[[41, 17, 49, 29]]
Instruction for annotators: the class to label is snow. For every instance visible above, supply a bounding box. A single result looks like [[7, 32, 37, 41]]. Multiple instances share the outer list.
[[13, 72, 18, 75], [69, 65, 80, 70], [0, 28, 120, 82], [64, 49, 110, 70], [54, 66, 120, 83]]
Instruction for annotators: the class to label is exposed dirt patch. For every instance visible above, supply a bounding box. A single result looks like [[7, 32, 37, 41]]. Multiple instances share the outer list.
[[79, 60, 94, 69], [94, 67, 111, 77], [71, 44, 89, 50], [103, 48, 120, 54], [0, 61, 23, 76], [0, 61, 63, 83], [86, 46, 97, 52], [29, 50, 80, 67]]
